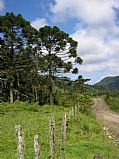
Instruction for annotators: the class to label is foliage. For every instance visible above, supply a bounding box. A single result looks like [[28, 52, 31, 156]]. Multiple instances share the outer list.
[[0, 13, 83, 105], [83, 83, 119, 97], [77, 94, 93, 115], [105, 95, 119, 113]]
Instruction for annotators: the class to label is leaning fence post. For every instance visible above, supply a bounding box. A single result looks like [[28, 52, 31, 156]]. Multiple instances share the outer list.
[[49, 117, 55, 159], [59, 113, 67, 158], [15, 125, 24, 159], [62, 113, 67, 146], [34, 135, 40, 159]]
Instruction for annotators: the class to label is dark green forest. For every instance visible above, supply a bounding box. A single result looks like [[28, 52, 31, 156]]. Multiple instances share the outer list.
[[0, 12, 84, 105]]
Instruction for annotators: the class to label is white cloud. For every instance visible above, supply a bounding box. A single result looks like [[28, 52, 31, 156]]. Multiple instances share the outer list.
[[50, 0, 119, 25], [0, 0, 4, 11], [71, 28, 119, 76], [79, 63, 106, 74], [72, 29, 111, 64], [50, 0, 119, 83], [31, 18, 48, 30], [109, 39, 119, 56]]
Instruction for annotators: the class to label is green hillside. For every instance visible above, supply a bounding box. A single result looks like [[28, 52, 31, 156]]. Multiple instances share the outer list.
[[94, 76, 119, 90]]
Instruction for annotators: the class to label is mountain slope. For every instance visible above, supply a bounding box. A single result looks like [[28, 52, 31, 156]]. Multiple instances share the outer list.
[[94, 76, 119, 89]]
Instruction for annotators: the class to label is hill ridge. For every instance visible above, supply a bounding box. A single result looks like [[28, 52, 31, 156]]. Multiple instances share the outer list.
[[94, 76, 119, 89]]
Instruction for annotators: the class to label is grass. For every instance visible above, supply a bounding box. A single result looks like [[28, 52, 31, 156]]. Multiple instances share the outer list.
[[1, 100, 119, 159]]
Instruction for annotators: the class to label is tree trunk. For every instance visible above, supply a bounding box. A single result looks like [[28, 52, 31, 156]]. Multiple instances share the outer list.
[[17, 73, 20, 100], [10, 80, 14, 103], [10, 41, 14, 103], [48, 50, 54, 105], [35, 88, 39, 104], [49, 88, 53, 105], [49, 69, 53, 105]]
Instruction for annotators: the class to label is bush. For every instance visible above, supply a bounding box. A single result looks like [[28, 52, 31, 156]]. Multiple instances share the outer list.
[[77, 95, 93, 115], [105, 96, 119, 113]]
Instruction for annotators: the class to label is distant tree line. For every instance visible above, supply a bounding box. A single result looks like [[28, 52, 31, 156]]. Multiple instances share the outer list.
[[0, 12, 84, 105]]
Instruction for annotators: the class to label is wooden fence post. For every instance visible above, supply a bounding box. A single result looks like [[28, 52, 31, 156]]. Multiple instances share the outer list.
[[49, 117, 55, 159], [62, 113, 67, 146], [15, 125, 24, 159], [59, 113, 67, 158], [34, 135, 40, 159]]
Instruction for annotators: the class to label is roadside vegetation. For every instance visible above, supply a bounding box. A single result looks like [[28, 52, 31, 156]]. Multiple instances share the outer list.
[[105, 95, 119, 113]]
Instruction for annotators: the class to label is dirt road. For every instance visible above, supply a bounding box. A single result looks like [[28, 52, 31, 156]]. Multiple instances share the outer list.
[[93, 98, 119, 138]]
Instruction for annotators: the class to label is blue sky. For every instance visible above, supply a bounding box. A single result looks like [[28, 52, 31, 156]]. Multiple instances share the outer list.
[[0, 0, 119, 84]]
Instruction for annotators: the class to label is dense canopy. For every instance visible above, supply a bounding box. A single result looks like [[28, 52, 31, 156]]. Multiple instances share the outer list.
[[0, 12, 83, 104]]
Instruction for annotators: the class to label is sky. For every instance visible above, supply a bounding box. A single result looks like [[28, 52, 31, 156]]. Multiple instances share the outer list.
[[0, 0, 119, 84]]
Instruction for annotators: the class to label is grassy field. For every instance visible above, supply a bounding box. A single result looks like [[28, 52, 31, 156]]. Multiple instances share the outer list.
[[1, 99, 119, 159]]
